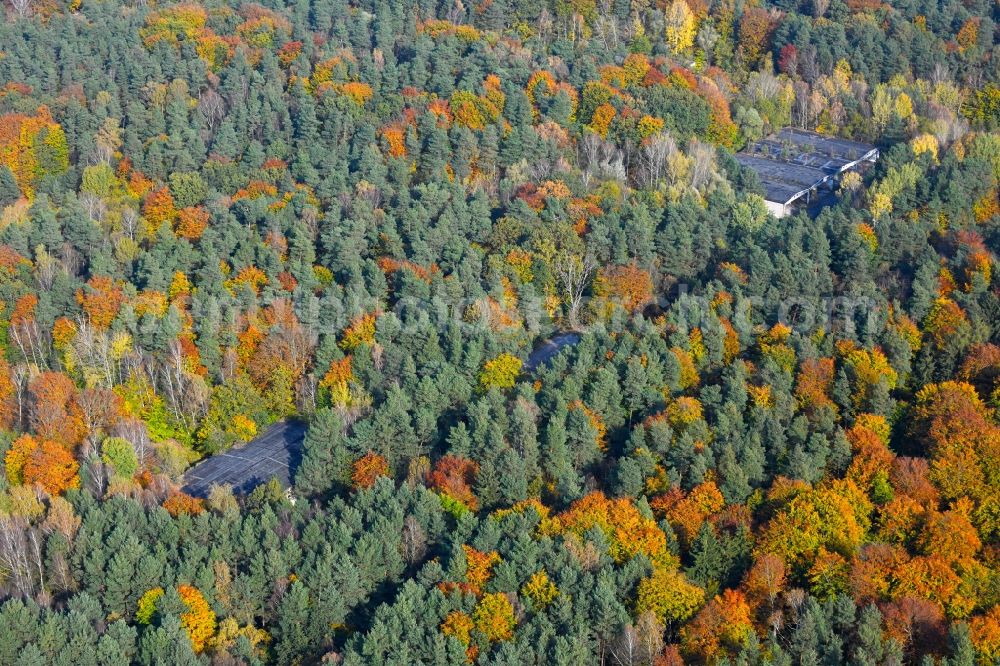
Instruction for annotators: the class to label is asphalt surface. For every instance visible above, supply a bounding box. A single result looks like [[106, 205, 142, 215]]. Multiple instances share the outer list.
[[181, 419, 308, 498], [524, 331, 582, 373]]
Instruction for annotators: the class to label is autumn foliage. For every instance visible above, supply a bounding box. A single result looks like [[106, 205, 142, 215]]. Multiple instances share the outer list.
[[143, 186, 177, 231], [6, 434, 79, 495], [594, 263, 654, 314], [635, 567, 705, 625], [552, 492, 672, 567], [440, 610, 475, 651], [351, 451, 390, 489], [76, 275, 125, 330], [757, 479, 873, 573], [795, 357, 836, 413], [521, 570, 558, 609], [0, 0, 997, 662], [163, 492, 205, 517], [478, 353, 522, 391], [28, 371, 86, 446], [340, 312, 377, 351], [654, 480, 725, 547], [428, 455, 479, 510], [136, 584, 215, 652], [320, 356, 354, 407], [681, 589, 754, 662], [463, 545, 500, 595], [177, 584, 216, 653], [0, 106, 69, 198], [909, 381, 1000, 502], [176, 205, 209, 239], [472, 592, 515, 641]]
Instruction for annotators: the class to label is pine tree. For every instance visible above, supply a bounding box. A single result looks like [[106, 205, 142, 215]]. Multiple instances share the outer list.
[[686, 523, 726, 594], [495, 447, 528, 505], [137, 615, 201, 666], [942, 623, 976, 666], [295, 409, 348, 497], [0, 166, 19, 206], [274, 582, 311, 664], [544, 401, 581, 503]]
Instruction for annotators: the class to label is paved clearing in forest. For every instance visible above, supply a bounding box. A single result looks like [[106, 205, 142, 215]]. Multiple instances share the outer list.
[[181, 333, 580, 497], [182, 420, 308, 498], [524, 331, 582, 373]]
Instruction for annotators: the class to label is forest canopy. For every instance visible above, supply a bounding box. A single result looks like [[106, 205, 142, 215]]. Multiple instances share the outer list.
[[0, 0, 998, 663]]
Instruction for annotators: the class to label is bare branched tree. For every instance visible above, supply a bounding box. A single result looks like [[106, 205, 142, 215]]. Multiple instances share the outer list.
[[157, 341, 209, 430], [580, 133, 602, 177], [79, 193, 107, 224], [11, 362, 30, 431], [9, 0, 33, 20], [295, 373, 317, 415], [555, 253, 596, 330], [9, 314, 47, 369], [113, 417, 151, 467], [688, 139, 717, 191], [640, 133, 678, 189], [609, 624, 642, 666], [608, 612, 664, 666], [93, 117, 122, 165], [121, 208, 140, 242], [400, 515, 427, 565], [33, 245, 59, 292], [0, 514, 42, 600], [83, 450, 108, 497]]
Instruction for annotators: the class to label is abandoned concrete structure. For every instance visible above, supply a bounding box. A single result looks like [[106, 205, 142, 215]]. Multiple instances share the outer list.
[[736, 128, 879, 218]]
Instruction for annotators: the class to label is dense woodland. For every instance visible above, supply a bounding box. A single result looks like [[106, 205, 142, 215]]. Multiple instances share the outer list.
[[0, 0, 998, 662]]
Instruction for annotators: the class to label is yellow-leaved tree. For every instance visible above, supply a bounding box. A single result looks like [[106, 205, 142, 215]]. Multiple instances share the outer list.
[[177, 584, 217, 653], [635, 568, 705, 626], [473, 592, 516, 641], [664, 0, 697, 54], [479, 353, 522, 392]]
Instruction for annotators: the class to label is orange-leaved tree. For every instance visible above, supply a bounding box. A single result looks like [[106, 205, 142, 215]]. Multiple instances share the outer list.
[[352, 451, 389, 489], [29, 371, 86, 446], [143, 185, 177, 232], [428, 455, 479, 510], [76, 275, 125, 331], [462, 545, 500, 596], [743, 553, 786, 614], [0, 358, 18, 432], [177, 584, 216, 653], [553, 491, 672, 567], [163, 492, 205, 517], [440, 610, 475, 652], [319, 356, 354, 407], [176, 206, 209, 240], [654, 480, 725, 548], [970, 605, 1000, 664], [795, 357, 836, 414], [0, 106, 69, 198], [6, 434, 80, 495], [23, 439, 80, 495], [593, 263, 654, 315], [680, 589, 754, 663]]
